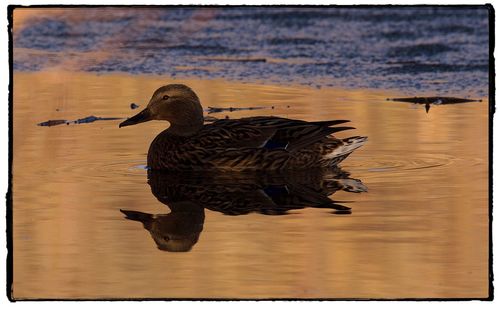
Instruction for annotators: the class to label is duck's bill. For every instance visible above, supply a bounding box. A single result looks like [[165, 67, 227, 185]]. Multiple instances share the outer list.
[[119, 108, 152, 128]]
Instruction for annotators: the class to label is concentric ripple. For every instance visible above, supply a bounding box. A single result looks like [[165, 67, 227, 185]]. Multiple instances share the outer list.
[[344, 153, 460, 175]]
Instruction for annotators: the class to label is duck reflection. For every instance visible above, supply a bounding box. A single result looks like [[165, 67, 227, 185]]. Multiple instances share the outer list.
[[121, 168, 366, 252]]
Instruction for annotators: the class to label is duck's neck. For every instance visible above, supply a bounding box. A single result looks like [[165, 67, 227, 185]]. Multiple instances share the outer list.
[[168, 121, 204, 136], [167, 113, 204, 137], [166, 100, 205, 136]]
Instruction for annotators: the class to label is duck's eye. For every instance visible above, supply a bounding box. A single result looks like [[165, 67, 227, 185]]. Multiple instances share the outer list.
[[162, 95, 169, 100]]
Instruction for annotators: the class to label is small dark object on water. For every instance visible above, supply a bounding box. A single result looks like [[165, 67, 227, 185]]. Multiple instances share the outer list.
[[333, 210, 352, 215], [387, 96, 482, 113], [388, 96, 481, 104], [38, 115, 124, 127], [37, 119, 68, 127], [206, 106, 267, 114], [72, 115, 123, 124], [225, 115, 230, 119], [74, 115, 101, 124], [130, 103, 139, 109]]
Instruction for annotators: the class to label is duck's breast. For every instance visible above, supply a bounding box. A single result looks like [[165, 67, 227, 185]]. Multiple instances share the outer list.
[[147, 131, 193, 169]]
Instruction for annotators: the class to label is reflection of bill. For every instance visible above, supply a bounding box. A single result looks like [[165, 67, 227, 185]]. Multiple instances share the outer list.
[[120, 169, 366, 252]]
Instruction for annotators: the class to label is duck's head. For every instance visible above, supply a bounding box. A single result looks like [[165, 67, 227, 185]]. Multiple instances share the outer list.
[[119, 84, 204, 135]]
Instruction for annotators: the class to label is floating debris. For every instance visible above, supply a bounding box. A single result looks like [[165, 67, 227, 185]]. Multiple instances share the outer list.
[[332, 210, 352, 215], [130, 103, 139, 109], [387, 96, 481, 104], [38, 115, 124, 127], [387, 96, 482, 113], [206, 106, 267, 114], [72, 115, 123, 124], [37, 119, 68, 127]]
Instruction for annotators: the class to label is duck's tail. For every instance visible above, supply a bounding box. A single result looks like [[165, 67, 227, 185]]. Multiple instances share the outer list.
[[321, 136, 367, 166]]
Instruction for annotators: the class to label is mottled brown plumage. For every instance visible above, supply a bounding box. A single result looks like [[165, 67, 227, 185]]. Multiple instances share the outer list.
[[120, 84, 367, 171]]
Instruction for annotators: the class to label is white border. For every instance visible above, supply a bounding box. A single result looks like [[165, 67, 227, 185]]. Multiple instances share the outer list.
[[1, 1, 497, 308]]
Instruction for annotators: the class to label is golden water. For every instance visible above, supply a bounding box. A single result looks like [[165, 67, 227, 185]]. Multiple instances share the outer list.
[[12, 72, 489, 299]]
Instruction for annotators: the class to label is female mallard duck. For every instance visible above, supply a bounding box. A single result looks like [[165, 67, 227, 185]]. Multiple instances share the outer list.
[[119, 84, 367, 171]]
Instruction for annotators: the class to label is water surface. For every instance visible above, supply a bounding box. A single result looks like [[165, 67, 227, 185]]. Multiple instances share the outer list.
[[13, 6, 490, 97], [12, 72, 489, 299]]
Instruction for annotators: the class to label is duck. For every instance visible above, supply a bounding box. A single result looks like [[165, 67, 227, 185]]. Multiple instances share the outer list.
[[119, 84, 367, 171]]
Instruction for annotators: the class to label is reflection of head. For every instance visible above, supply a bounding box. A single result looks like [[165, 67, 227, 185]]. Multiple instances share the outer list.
[[120, 208, 204, 252]]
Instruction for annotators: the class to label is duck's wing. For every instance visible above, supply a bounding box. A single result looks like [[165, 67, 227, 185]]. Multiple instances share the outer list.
[[197, 119, 278, 149], [202, 116, 354, 151], [270, 123, 354, 151], [242, 117, 354, 151]]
